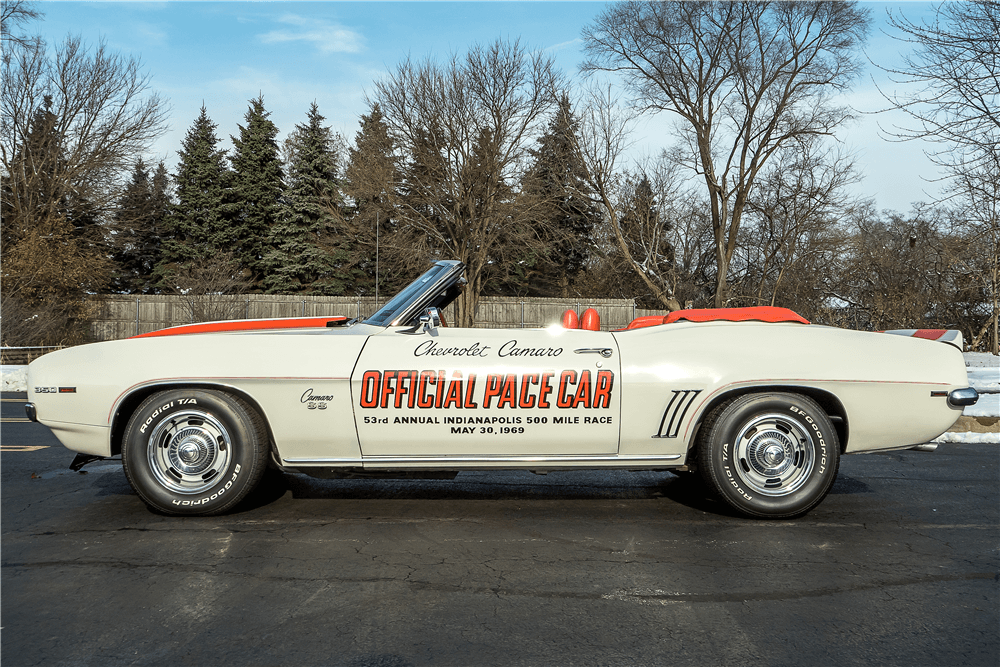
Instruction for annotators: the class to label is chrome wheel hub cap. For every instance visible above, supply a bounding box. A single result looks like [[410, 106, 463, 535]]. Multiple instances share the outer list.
[[761, 441, 787, 467], [733, 414, 815, 497], [147, 410, 232, 495]]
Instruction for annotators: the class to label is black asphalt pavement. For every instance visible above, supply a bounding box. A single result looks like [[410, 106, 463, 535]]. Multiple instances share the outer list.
[[2, 391, 998, 667]]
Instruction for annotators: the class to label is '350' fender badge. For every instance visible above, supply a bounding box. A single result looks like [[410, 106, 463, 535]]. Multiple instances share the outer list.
[[301, 388, 334, 410]]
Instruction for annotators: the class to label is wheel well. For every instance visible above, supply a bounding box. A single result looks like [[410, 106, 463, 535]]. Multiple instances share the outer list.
[[109, 383, 274, 457], [690, 386, 849, 456]]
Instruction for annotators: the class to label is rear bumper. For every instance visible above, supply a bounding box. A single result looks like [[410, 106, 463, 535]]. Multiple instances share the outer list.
[[948, 387, 979, 408]]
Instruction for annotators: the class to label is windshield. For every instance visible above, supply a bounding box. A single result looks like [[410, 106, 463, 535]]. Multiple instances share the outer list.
[[363, 262, 461, 326]]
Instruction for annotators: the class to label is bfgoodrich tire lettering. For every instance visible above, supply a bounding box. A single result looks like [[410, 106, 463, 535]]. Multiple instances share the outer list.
[[122, 389, 269, 515], [698, 392, 840, 519]]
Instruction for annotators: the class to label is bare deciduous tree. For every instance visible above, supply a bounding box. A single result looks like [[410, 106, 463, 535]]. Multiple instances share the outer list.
[[0, 219, 105, 345], [371, 39, 561, 326], [828, 205, 974, 336], [569, 85, 673, 309], [611, 162, 687, 311], [582, 0, 871, 307], [569, 85, 695, 310], [731, 138, 862, 310], [1, 30, 168, 343], [880, 1, 999, 179], [0, 0, 40, 49], [879, 0, 999, 353], [948, 165, 1000, 352], [163, 252, 253, 324], [2, 36, 169, 221]]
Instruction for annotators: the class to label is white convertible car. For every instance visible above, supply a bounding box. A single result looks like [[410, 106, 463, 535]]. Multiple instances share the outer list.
[[26, 260, 978, 518]]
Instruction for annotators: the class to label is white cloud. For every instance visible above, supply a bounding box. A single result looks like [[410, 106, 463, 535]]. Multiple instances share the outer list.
[[134, 22, 169, 48], [545, 38, 583, 54], [258, 14, 365, 54]]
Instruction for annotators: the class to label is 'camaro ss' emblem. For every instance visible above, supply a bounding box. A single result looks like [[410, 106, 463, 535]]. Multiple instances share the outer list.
[[301, 388, 334, 410]]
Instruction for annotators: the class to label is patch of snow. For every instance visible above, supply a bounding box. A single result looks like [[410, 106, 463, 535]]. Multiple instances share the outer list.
[[964, 392, 1000, 418], [932, 431, 1000, 444], [961, 354, 998, 420], [967, 368, 999, 393], [1, 365, 27, 392], [964, 352, 999, 368]]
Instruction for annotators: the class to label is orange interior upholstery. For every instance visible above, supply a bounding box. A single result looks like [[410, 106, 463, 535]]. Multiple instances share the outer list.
[[622, 315, 669, 330], [580, 308, 601, 331], [561, 309, 579, 329], [620, 306, 811, 331], [663, 306, 809, 325]]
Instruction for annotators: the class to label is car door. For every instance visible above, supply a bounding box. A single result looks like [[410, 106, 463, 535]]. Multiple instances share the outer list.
[[352, 325, 621, 457]]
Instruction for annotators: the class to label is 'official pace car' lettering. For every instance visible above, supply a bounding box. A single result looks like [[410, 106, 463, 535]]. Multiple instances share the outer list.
[[359, 369, 614, 410]]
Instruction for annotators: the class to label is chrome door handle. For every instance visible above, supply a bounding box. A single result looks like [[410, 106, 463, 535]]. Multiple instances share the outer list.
[[574, 348, 613, 358]]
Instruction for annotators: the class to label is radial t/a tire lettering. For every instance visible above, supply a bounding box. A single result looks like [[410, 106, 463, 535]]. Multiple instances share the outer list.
[[121, 389, 269, 515], [697, 392, 840, 519]]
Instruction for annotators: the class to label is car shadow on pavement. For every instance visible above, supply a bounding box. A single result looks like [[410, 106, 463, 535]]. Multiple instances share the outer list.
[[89, 462, 135, 497], [278, 469, 676, 502], [84, 465, 873, 518], [828, 474, 873, 495], [653, 473, 745, 517]]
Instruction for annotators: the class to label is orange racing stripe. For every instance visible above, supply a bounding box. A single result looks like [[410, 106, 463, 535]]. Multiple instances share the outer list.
[[131, 316, 348, 339]]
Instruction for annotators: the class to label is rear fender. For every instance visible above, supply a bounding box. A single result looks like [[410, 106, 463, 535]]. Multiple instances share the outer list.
[[688, 385, 850, 456]]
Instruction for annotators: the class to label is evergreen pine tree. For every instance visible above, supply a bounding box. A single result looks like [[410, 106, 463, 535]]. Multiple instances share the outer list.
[[520, 95, 601, 296], [2, 98, 66, 251], [262, 102, 350, 294], [346, 104, 426, 296], [1, 96, 111, 343], [111, 159, 171, 293], [230, 95, 285, 285], [619, 174, 672, 267], [158, 106, 235, 280]]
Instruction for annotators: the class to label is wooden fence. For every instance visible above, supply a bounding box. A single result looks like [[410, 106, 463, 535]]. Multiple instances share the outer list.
[[90, 294, 660, 341], [0, 346, 65, 365]]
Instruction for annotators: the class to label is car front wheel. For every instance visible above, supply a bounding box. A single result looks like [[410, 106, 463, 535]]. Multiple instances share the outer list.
[[697, 392, 840, 519], [122, 389, 269, 515]]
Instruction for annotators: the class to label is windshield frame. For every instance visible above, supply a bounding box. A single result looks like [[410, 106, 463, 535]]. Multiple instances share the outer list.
[[362, 260, 465, 327]]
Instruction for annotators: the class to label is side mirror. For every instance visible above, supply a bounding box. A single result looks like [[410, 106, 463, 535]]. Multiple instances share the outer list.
[[425, 307, 443, 329], [397, 308, 441, 335]]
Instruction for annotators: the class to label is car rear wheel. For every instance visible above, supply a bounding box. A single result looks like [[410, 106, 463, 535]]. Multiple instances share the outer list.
[[697, 392, 840, 519], [122, 389, 269, 515]]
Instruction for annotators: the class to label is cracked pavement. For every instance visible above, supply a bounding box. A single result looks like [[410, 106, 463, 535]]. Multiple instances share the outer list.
[[2, 396, 997, 667]]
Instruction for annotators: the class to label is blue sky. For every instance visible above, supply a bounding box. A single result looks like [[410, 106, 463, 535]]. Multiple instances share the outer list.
[[29, 1, 945, 212]]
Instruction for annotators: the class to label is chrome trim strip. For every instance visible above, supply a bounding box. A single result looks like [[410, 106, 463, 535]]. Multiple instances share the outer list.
[[574, 348, 613, 358], [283, 454, 682, 466]]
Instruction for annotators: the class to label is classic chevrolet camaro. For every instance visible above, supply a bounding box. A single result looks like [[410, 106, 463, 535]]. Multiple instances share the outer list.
[[26, 260, 978, 518]]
